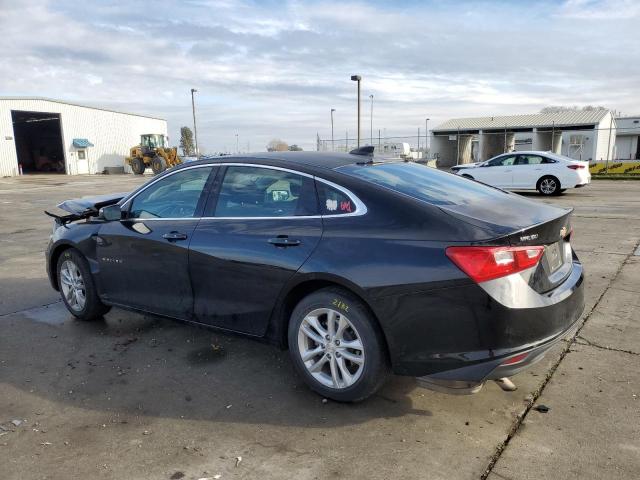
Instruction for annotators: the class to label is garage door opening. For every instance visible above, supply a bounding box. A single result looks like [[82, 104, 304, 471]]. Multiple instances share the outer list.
[[12, 110, 66, 174]]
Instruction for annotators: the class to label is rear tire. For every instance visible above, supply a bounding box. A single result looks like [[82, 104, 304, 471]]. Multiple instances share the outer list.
[[151, 156, 167, 175], [288, 287, 389, 402], [57, 248, 111, 321], [537, 176, 560, 196], [130, 157, 145, 175]]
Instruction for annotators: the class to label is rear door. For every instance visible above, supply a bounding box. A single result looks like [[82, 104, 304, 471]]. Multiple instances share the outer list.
[[96, 165, 216, 318], [189, 164, 322, 335], [512, 154, 548, 189], [473, 154, 516, 188]]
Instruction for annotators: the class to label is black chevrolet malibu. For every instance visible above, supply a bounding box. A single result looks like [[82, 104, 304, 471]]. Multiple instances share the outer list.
[[46, 150, 584, 402]]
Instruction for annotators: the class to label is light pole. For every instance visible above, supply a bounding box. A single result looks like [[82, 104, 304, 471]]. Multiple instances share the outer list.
[[235, 133, 239, 153], [331, 108, 336, 151], [190, 88, 199, 157], [351, 75, 361, 147], [425, 118, 430, 154], [369, 95, 374, 145]]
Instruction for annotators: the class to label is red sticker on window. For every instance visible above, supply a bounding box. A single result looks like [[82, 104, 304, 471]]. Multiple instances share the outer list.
[[339, 201, 352, 212]]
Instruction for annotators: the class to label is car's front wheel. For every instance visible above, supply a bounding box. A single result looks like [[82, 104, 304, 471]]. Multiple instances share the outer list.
[[288, 287, 389, 402], [537, 175, 561, 195], [57, 249, 111, 321]]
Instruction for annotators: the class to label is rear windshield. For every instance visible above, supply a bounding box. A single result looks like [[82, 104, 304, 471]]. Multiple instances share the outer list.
[[337, 162, 509, 206]]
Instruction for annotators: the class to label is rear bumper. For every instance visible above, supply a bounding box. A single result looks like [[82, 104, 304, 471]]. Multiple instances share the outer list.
[[378, 258, 585, 382]]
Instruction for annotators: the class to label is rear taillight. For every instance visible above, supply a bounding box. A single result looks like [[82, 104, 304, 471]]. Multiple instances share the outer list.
[[567, 164, 585, 170], [446, 245, 544, 283], [500, 352, 529, 366]]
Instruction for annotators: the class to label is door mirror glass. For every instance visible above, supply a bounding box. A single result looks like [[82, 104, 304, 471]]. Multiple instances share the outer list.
[[100, 204, 123, 221]]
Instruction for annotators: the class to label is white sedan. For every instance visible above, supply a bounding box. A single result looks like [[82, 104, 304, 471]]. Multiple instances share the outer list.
[[450, 151, 591, 195]]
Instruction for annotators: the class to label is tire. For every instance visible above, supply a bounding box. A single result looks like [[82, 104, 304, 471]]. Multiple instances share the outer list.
[[288, 287, 389, 402], [151, 156, 167, 175], [57, 248, 111, 321], [130, 157, 145, 175], [537, 175, 560, 196]]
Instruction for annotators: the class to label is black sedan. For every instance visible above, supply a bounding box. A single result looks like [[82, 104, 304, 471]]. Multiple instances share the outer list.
[[46, 149, 585, 402]]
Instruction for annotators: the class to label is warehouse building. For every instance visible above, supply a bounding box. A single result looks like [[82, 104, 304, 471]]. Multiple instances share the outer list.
[[0, 97, 167, 177], [614, 116, 640, 160], [431, 110, 616, 167]]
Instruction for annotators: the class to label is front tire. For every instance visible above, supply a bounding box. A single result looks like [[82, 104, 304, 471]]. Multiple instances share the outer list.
[[537, 175, 561, 195], [57, 249, 111, 321], [130, 157, 145, 175], [288, 287, 389, 402]]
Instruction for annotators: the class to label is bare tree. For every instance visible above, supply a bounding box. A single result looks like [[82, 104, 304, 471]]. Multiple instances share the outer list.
[[267, 139, 289, 151], [540, 105, 607, 114]]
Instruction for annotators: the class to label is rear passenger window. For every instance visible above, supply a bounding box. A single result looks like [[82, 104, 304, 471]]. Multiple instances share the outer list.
[[317, 182, 355, 215], [214, 166, 318, 217]]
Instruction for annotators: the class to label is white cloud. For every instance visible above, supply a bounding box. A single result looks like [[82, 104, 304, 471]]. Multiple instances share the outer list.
[[1, 0, 638, 151]]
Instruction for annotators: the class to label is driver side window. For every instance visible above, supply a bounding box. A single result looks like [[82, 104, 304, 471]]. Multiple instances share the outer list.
[[487, 155, 515, 167], [128, 167, 213, 219]]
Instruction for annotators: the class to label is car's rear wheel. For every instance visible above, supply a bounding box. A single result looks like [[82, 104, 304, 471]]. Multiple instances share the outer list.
[[288, 287, 389, 402], [537, 175, 561, 195], [130, 157, 145, 175], [57, 249, 111, 321]]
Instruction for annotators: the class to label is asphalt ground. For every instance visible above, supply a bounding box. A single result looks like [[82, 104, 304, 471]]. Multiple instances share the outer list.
[[0, 174, 638, 480]]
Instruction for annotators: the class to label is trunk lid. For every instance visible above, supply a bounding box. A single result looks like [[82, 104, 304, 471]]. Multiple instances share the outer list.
[[439, 194, 574, 292]]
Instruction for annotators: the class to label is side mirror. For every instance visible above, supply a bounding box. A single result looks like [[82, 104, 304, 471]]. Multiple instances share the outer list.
[[99, 204, 123, 221]]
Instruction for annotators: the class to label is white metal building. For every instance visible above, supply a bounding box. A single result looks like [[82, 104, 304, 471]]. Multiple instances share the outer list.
[[0, 97, 167, 177], [614, 116, 640, 160], [431, 110, 616, 167]]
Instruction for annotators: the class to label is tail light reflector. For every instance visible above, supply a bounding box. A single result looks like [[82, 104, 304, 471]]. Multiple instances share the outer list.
[[446, 245, 544, 283], [501, 352, 529, 366], [567, 164, 585, 170]]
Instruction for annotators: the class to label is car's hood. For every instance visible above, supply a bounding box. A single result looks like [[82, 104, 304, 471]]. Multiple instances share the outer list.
[[57, 192, 128, 215], [453, 162, 482, 169]]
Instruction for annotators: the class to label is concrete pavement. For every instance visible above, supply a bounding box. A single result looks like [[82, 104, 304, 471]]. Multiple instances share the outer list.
[[0, 175, 638, 479]]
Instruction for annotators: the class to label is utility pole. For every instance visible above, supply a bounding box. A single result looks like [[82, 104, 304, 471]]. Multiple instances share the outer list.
[[346, 130, 349, 152], [331, 109, 336, 151], [551, 121, 556, 154], [235, 133, 239, 153], [504, 125, 507, 153], [456, 126, 460, 165], [351, 75, 362, 147], [418, 127, 421, 151], [606, 115, 614, 173], [369, 95, 374, 145], [425, 118, 430, 156], [190, 88, 199, 157]]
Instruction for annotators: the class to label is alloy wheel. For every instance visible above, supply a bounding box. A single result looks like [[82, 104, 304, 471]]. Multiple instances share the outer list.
[[297, 308, 365, 389], [540, 178, 557, 194], [59, 259, 86, 312]]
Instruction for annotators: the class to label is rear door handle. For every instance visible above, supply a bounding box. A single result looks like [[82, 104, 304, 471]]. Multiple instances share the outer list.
[[268, 236, 301, 247], [163, 231, 188, 241]]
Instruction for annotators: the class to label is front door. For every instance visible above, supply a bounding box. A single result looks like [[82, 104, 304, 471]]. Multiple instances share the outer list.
[[96, 165, 215, 318], [189, 165, 322, 335], [475, 154, 516, 188]]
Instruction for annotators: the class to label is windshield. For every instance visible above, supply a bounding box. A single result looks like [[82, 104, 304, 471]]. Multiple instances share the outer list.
[[141, 134, 165, 148], [337, 162, 510, 207]]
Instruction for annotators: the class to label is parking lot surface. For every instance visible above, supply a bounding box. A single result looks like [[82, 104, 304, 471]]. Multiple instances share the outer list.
[[1, 175, 639, 480]]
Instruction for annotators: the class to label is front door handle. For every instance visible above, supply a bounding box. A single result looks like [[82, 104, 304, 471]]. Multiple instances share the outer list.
[[163, 231, 188, 241], [268, 236, 301, 247]]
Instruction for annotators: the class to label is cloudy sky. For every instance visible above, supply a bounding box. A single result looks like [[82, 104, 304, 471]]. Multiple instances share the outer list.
[[1, 0, 639, 152]]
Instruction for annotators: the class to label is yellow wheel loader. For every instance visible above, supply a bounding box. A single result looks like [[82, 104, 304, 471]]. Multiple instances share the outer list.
[[126, 134, 182, 175]]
